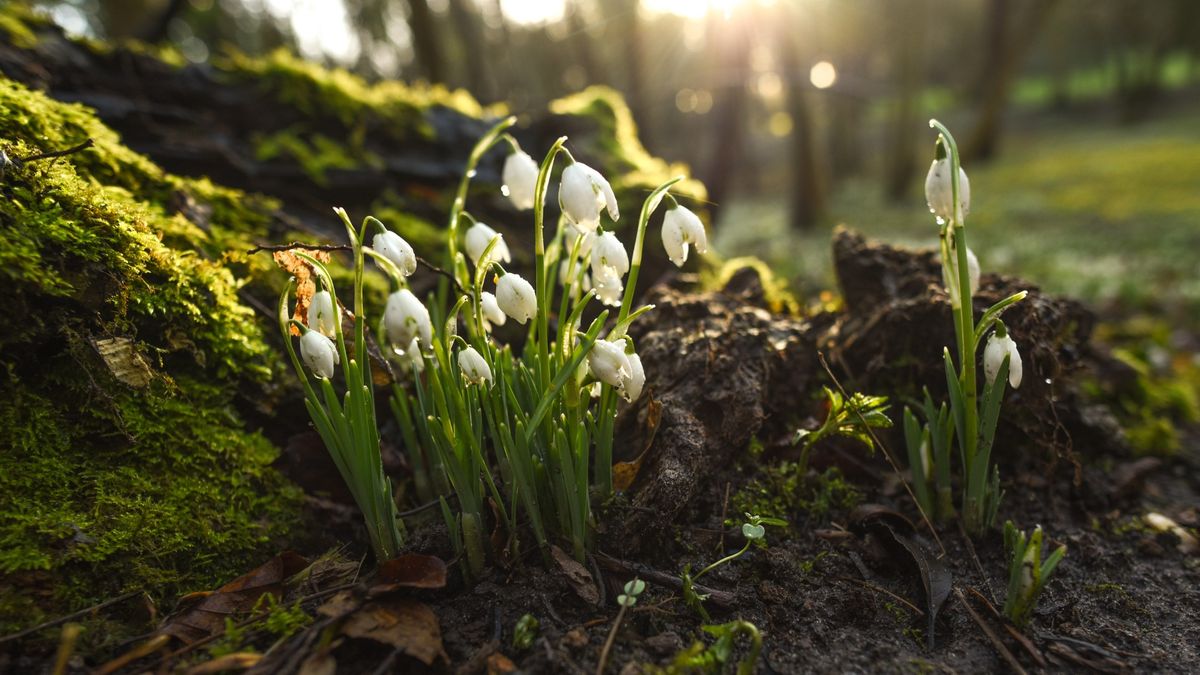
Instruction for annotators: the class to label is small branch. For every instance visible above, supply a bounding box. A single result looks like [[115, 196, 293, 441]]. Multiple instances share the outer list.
[[0, 591, 140, 645], [955, 587, 1028, 675], [247, 241, 465, 294], [595, 605, 628, 675], [18, 138, 95, 164], [594, 553, 735, 607]]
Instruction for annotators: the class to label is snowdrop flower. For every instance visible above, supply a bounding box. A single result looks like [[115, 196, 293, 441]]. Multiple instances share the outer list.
[[593, 264, 624, 307], [662, 205, 708, 267], [624, 352, 645, 402], [591, 231, 629, 278], [984, 330, 1023, 389], [481, 291, 506, 330], [395, 337, 425, 376], [943, 246, 980, 307], [588, 338, 632, 394], [495, 273, 537, 324], [458, 346, 492, 385], [300, 329, 339, 379], [372, 230, 417, 277], [502, 150, 538, 210], [465, 222, 512, 267], [560, 162, 619, 233], [925, 157, 971, 223], [307, 290, 337, 337], [383, 289, 432, 352]]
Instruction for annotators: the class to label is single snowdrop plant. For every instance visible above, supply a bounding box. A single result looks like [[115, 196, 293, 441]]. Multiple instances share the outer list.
[[902, 121, 1029, 536], [1003, 522, 1066, 628], [308, 289, 337, 337], [299, 327, 338, 379], [502, 148, 538, 210]]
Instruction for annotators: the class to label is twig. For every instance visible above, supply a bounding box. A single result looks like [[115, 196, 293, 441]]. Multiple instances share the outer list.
[[18, 138, 94, 164], [247, 240, 464, 294], [0, 590, 141, 644], [595, 604, 629, 675], [955, 587, 1027, 675], [818, 352, 946, 556], [968, 587, 1046, 668], [593, 553, 735, 607], [832, 576, 924, 617], [959, 521, 997, 605]]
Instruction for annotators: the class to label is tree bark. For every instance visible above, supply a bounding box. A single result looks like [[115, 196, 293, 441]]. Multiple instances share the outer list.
[[405, 0, 446, 83]]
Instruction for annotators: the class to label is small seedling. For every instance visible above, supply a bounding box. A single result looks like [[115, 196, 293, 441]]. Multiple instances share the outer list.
[[596, 578, 646, 675], [793, 387, 891, 475], [681, 514, 786, 620], [1002, 521, 1067, 628], [512, 613, 539, 651], [656, 620, 763, 675]]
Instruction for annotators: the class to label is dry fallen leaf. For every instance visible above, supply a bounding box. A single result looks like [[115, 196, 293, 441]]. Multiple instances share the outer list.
[[341, 597, 447, 666], [273, 249, 331, 336], [159, 552, 309, 644], [487, 652, 518, 674], [613, 397, 662, 492], [551, 545, 600, 605], [370, 553, 448, 595]]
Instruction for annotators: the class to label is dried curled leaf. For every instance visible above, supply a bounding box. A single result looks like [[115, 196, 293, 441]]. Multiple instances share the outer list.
[[341, 597, 447, 666], [273, 249, 331, 336]]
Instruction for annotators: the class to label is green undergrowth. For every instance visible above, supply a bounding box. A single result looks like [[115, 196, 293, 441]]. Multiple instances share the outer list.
[[0, 77, 300, 642], [731, 462, 862, 528]]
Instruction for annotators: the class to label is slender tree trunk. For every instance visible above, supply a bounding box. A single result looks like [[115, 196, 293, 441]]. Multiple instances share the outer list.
[[883, 0, 924, 203], [405, 0, 446, 83], [701, 11, 751, 219], [779, 26, 825, 230], [619, 0, 649, 142], [567, 0, 607, 86], [446, 0, 494, 101]]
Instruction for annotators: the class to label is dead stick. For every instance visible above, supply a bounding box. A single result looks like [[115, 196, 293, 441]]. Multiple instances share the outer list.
[[968, 587, 1046, 668], [818, 352, 946, 556], [0, 590, 140, 644], [19, 138, 95, 163], [595, 604, 629, 675], [955, 587, 1027, 675], [594, 553, 735, 607]]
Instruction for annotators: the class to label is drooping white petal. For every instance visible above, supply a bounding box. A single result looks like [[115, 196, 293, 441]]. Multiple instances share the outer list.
[[300, 330, 339, 379], [662, 205, 707, 267], [502, 150, 539, 210], [588, 338, 631, 394], [560, 162, 619, 233], [394, 337, 425, 376], [372, 230, 417, 277], [308, 290, 338, 337], [925, 157, 971, 222], [481, 291, 506, 330], [464, 222, 512, 267], [593, 264, 624, 307], [943, 246, 981, 307], [591, 231, 630, 278], [383, 289, 433, 351], [623, 352, 645, 402], [984, 332, 1022, 389], [458, 346, 492, 385], [495, 273, 537, 325]]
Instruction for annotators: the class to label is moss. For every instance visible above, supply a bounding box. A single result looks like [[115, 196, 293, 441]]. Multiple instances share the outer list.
[[549, 86, 707, 224], [732, 465, 862, 527], [0, 78, 299, 642], [0, 3, 49, 49], [699, 256, 801, 315], [254, 128, 381, 185]]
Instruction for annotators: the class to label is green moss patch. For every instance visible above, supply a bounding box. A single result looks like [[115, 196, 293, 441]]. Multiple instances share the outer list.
[[0, 78, 299, 641]]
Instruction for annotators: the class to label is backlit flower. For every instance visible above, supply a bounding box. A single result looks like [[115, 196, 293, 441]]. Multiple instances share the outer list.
[[984, 331, 1022, 389], [300, 329, 339, 379], [591, 231, 629, 278], [465, 222, 511, 267], [481, 291, 506, 330], [943, 246, 980, 307], [560, 162, 619, 233], [495, 273, 537, 325], [308, 290, 337, 337], [458, 346, 492, 385], [593, 264, 623, 307], [624, 352, 645, 402], [372, 230, 417, 277], [502, 150, 538, 210], [662, 205, 707, 267], [925, 157, 971, 223], [383, 289, 432, 352], [588, 338, 632, 394]]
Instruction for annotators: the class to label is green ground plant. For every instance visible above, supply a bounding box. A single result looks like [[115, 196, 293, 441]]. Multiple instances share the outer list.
[[1002, 522, 1067, 628]]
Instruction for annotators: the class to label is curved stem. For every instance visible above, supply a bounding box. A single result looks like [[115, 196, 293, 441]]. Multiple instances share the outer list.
[[693, 540, 752, 582]]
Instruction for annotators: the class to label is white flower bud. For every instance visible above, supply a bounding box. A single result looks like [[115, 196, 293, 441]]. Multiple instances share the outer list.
[[481, 291, 506, 330], [458, 346, 492, 385], [495, 273, 537, 325], [925, 157, 971, 222], [396, 337, 425, 376], [591, 231, 630, 278], [307, 290, 337, 337], [383, 289, 432, 352], [624, 352, 645, 402], [560, 162, 619, 233], [464, 222, 512, 267], [300, 329, 339, 379], [662, 205, 708, 267], [372, 230, 417, 277], [593, 264, 624, 307], [984, 331, 1022, 389], [943, 246, 980, 307], [588, 338, 631, 394], [502, 150, 539, 210]]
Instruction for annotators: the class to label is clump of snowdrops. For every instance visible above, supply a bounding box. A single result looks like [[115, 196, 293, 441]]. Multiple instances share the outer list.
[[903, 120, 1029, 537], [281, 117, 706, 570]]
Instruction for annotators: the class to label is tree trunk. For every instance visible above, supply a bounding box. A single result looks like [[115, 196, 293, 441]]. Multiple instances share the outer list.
[[446, 0, 494, 101], [405, 0, 446, 83], [883, 0, 924, 203], [779, 26, 826, 230], [701, 10, 751, 220]]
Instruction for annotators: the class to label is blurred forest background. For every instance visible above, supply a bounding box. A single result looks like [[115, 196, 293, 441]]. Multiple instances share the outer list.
[[27, 0, 1200, 321]]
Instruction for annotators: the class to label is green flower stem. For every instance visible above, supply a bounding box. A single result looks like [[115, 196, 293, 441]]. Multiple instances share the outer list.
[[532, 137, 570, 395], [693, 540, 752, 582], [617, 176, 684, 325], [446, 116, 517, 288]]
